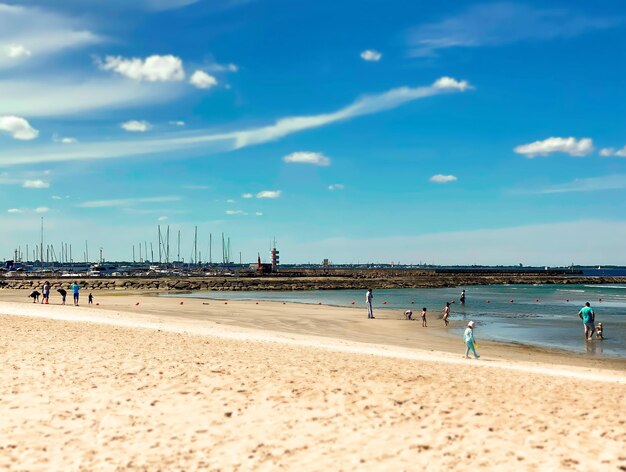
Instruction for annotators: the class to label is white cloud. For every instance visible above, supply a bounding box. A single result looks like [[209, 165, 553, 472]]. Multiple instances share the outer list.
[[225, 209, 246, 215], [599, 146, 626, 157], [283, 151, 331, 166], [7, 208, 21, 213], [256, 190, 281, 199], [6, 44, 31, 59], [51, 195, 63, 200], [255, 211, 263, 216], [0, 4, 102, 69], [533, 174, 626, 194], [0, 77, 471, 165], [407, 3, 619, 57], [78, 196, 181, 208], [226, 199, 235, 203], [0, 78, 184, 117], [100, 55, 185, 82], [121, 120, 151, 132], [35, 207, 49, 213], [328, 184, 344, 191], [169, 120, 185, 126], [22, 179, 49, 189], [514, 137, 593, 158], [429, 174, 457, 184], [360, 49, 382, 62], [433, 76, 471, 91], [0, 115, 39, 140], [53, 134, 78, 144], [189, 70, 218, 89], [157, 216, 168, 221], [242, 193, 253, 199]]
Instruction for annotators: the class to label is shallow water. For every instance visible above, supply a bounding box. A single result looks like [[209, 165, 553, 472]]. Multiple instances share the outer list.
[[174, 284, 626, 358]]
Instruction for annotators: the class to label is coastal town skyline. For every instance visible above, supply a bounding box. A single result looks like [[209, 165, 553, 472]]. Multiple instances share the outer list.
[[2, 1, 626, 264]]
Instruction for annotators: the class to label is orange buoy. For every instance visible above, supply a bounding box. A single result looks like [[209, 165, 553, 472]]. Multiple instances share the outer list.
[[135, 302, 140, 306], [224, 301, 228, 304], [256, 302, 259, 304], [180, 301, 184, 305], [96, 303, 100, 306]]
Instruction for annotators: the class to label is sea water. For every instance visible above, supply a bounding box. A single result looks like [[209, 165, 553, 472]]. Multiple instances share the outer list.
[[176, 284, 626, 358]]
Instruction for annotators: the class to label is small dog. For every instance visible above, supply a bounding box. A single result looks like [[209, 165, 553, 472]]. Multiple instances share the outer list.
[[404, 309, 413, 320], [595, 322, 604, 340]]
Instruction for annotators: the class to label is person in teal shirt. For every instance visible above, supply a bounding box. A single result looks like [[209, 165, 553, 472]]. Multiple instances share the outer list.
[[578, 302, 595, 340], [71, 282, 80, 306], [463, 320, 480, 359]]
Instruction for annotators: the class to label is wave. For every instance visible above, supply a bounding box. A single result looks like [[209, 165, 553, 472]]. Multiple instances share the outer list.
[[556, 289, 586, 293], [583, 285, 626, 290]]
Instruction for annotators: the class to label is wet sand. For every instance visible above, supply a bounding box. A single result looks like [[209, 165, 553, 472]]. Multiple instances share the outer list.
[[1, 291, 625, 470]]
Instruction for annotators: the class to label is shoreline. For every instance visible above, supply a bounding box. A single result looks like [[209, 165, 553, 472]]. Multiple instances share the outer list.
[[2, 293, 626, 470], [1, 291, 624, 374]]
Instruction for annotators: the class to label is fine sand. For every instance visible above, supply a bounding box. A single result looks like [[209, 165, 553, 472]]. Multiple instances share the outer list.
[[1, 291, 625, 470]]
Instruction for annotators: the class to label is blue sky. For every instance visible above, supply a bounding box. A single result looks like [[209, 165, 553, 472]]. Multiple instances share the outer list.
[[1, 0, 626, 265]]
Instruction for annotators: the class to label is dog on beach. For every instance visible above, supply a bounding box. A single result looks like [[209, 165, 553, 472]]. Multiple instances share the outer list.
[[595, 322, 603, 340]]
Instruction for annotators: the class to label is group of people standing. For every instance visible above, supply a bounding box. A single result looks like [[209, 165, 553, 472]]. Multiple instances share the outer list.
[[365, 288, 480, 359], [29, 281, 92, 306]]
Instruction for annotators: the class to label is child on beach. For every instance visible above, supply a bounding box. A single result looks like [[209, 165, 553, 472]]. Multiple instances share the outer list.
[[88, 293, 94, 304], [404, 309, 413, 320], [442, 302, 451, 326], [57, 288, 67, 305], [421, 307, 427, 327], [29, 290, 41, 303], [464, 321, 480, 359], [71, 281, 80, 306]]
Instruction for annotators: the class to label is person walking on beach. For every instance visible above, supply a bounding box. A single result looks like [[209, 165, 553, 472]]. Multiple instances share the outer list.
[[366, 289, 374, 319], [57, 288, 67, 305], [464, 321, 480, 359], [442, 302, 451, 326], [71, 281, 80, 306], [42, 281, 50, 304], [460, 289, 466, 305], [88, 293, 94, 305], [421, 307, 427, 327], [578, 302, 595, 340]]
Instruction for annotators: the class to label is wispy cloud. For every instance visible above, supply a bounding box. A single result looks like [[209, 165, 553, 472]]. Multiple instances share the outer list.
[[0, 3, 102, 69], [77, 196, 181, 208], [328, 184, 344, 191], [407, 3, 619, 57], [0, 78, 184, 117], [241, 193, 253, 199], [225, 209, 246, 215], [429, 174, 457, 184], [35, 206, 49, 213], [534, 174, 626, 194], [514, 137, 593, 158], [181, 184, 209, 190], [0, 77, 471, 166], [283, 151, 331, 166]]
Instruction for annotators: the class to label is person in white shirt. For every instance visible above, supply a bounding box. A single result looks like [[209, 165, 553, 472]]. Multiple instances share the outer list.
[[366, 289, 374, 319]]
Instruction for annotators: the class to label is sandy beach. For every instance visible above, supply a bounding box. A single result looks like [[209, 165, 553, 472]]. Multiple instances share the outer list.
[[1, 291, 625, 470]]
